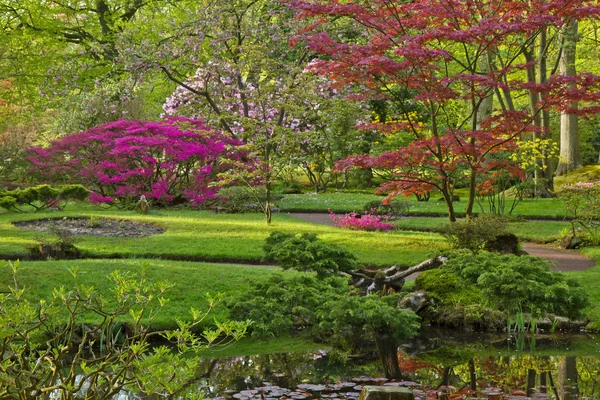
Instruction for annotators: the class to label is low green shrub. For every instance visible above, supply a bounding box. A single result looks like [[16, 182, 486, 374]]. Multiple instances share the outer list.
[[0, 184, 89, 212], [445, 251, 588, 319], [228, 274, 350, 337], [263, 231, 358, 275], [228, 274, 420, 351], [363, 199, 411, 219], [443, 214, 510, 253]]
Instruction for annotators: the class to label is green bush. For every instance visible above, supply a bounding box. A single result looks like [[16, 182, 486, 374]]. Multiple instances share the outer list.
[[0, 184, 89, 212], [228, 274, 420, 352], [263, 231, 358, 275], [314, 294, 420, 350], [443, 214, 509, 253], [228, 274, 350, 337], [363, 199, 411, 219], [445, 251, 588, 319]]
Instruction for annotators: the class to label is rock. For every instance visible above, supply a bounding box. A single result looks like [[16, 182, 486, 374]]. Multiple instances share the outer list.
[[561, 235, 583, 249], [536, 317, 553, 331], [359, 386, 414, 400], [551, 316, 587, 330], [399, 291, 430, 313]]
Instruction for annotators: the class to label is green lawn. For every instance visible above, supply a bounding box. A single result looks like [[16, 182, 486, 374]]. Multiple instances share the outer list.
[[278, 192, 567, 219], [0, 208, 445, 267], [394, 217, 571, 243], [568, 247, 600, 329], [1, 258, 297, 329]]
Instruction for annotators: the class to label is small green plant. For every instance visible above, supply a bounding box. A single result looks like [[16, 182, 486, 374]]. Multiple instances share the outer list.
[[87, 214, 101, 228], [29, 223, 81, 260]]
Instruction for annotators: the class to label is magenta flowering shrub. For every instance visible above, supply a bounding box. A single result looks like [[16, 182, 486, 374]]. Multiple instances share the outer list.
[[329, 210, 395, 232], [28, 118, 246, 206]]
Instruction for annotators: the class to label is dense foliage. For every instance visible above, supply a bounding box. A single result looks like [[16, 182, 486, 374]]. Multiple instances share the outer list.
[[229, 274, 419, 351], [28, 118, 247, 206], [263, 231, 358, 275], [559, 181, 600, 245], [417, 251, 589, 321]]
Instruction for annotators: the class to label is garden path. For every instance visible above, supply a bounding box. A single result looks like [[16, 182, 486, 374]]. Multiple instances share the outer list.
[[287, 213, 597, 275]]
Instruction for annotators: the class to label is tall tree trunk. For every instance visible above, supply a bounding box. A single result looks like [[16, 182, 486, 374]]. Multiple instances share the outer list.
[[538, 27, 555, 193], [466, 51, 494, 217], [374, 331, 402, 380], [556, 21, 582, 176]]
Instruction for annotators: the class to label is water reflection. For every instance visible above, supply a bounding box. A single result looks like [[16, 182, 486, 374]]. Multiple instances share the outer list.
[[200, 330, 600, 399]]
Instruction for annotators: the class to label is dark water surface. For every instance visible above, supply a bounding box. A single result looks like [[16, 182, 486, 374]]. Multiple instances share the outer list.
[[199, 329, 600, 399]]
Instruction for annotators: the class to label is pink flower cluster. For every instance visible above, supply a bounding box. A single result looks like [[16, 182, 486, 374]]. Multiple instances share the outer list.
[[329, 210, 395, 232], [28, 118, 249, 206]]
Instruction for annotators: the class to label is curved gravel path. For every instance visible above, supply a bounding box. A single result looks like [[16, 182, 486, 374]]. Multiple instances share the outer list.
[[288, 213, 596, 273]]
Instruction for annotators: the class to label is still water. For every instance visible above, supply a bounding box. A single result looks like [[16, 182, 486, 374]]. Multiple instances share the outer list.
[[199, 329, 600, 399]]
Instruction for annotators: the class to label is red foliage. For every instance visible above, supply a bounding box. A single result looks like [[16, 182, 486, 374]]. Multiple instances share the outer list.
[[290, 0, 600, 215]]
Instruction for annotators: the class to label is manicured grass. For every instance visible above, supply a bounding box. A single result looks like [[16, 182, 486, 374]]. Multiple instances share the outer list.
[[0, 259, 298, 329], [394, 217, 570, 243], [278, 193, 567, 219], [0, 208, 446, 267], [570, 248, 600, 329]]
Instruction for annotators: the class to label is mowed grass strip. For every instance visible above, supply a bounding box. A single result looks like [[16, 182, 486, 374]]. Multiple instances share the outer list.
[[0, 209, 445, 267], [0, 259, 298, 330], [278, 192, 567, 219], [394, 217, 570, 243]]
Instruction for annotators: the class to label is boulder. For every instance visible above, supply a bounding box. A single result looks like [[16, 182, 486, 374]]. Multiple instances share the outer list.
[[561, 235, 583, 250], [399, 291, 430, 313], [359, 386, 414, 400]]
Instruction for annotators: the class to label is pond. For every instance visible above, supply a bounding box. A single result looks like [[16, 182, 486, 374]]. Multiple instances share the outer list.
[[199, 328, 600, 399]]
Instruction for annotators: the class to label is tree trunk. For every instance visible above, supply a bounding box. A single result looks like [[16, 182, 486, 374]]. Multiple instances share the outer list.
[[374, 331, 402, 380], [556, 20, 582, 176], [538, 27, 555, 193], [468, 358, 477, 391], [558, 356, 578, 400]]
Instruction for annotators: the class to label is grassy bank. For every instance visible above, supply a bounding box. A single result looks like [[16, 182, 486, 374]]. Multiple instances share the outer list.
[[0, 208, 446, 267], [1, 259, 297, 330]]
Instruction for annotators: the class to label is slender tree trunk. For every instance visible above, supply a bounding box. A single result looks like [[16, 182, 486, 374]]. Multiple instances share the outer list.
[[558, 356, 578, 400], [538, 27, 555, 193], [556, 20, 582, 176], [465, 167, 477, 218], [468, 358, 477, 391], [374, 331, 402, 380]]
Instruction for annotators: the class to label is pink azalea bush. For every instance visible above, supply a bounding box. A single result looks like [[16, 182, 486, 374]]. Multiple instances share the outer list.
[[28, 118, 247, 206], [329, 210, 395, 232]]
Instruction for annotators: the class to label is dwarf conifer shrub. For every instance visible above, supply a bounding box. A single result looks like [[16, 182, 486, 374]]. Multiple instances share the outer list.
[[263, 231, 358, 275]]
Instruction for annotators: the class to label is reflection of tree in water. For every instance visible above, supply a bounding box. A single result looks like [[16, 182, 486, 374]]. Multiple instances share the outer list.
[[404, 354, 600, 400], [196, 351, 382, 397]]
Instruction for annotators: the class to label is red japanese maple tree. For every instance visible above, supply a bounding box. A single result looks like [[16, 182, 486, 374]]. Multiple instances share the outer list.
[[290, 0, 600, 221]]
